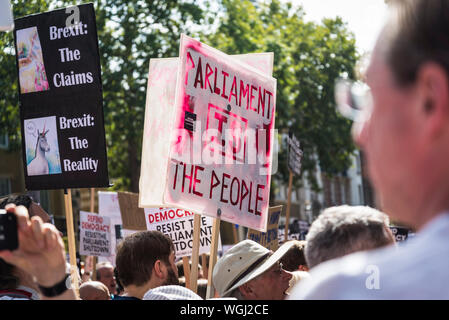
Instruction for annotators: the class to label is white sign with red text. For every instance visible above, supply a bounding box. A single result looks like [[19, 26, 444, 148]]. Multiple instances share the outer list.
[[145, 207, 221, 259], [139, 34, 277, 232], [79, 211, 111, 257]]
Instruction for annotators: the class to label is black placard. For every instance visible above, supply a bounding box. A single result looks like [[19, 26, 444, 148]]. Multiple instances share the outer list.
[[14, 4, 109, 190], [389, 226, 409, 242]]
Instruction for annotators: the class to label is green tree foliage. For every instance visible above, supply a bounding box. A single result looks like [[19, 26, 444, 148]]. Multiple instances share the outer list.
[[205, 0, 358, 190]]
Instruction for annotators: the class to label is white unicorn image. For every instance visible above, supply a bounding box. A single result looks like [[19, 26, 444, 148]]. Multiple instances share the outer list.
[[27, 125, 50, 176]]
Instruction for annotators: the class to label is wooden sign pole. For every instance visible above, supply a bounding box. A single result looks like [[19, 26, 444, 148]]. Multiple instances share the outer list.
[[201, 253, 207, 278], [206, 215, 221, 299], [92, 256, 97, 281], [89, 188, 96, 281], [232, 224, 239, 244], [284, 170, 293, 241], [64, 188, 79, 296], [90, 188, 95, 212], [189, 214, 201, 292], [182, 256, 191, 289]]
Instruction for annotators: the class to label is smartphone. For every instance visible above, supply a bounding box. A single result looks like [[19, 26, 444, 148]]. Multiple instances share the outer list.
[[0, 209, 19, 251], [0, 0, 14, 32]]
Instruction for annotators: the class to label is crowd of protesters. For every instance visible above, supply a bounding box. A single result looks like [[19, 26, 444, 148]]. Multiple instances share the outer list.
[[0, 193, 405, 300], [0, 193, 398, 300], [2, 0, 449, 300]]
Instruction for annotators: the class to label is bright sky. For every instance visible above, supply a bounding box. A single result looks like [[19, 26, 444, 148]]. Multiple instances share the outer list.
[[291, 0, 389, 53]]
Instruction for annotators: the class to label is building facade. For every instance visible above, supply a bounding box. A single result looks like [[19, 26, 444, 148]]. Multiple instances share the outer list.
[[273, 149, 376, 227]]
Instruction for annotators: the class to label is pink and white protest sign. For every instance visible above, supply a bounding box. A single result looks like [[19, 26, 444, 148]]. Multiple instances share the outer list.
[[145, 208, 222, 259], [139, 53, 274, 209], [79, 211, 111, 257], [139, 34, 277, 232], [139, 58, 179, 207]]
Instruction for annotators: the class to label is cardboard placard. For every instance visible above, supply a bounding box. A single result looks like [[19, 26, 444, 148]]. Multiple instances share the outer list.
[[144, 207, 222, 259], [139, 34, 277, 232], [14, 4, 109, 190], [247, 206, 282, 251], [79, 210, 111, 257], [117, 191, 146, 231]]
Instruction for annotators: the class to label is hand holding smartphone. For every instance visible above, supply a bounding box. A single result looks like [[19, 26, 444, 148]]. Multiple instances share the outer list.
[[0, 208, 19, 251]]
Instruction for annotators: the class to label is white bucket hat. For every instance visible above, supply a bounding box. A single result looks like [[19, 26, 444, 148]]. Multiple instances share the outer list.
[[213, 240, 295, 297]]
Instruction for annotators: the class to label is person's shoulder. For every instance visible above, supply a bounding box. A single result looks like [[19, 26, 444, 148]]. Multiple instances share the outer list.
[[0, 286, 40, 300], [287, 240, 427, 300], [288, 249, 380, 300], [288, 231, 449, 300]]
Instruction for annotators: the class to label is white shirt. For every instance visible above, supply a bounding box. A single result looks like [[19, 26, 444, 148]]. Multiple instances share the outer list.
[[288, 212, 449, 300], [143, 285, 202, 300], [0, 285, 40, 300]]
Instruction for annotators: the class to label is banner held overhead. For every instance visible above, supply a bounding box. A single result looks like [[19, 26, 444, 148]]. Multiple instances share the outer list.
[[165, 35, 277, 232], [139, 35, 277, 233]]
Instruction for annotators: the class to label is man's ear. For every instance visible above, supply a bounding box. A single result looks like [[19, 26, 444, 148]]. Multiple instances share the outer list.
[[153, 260, 165, 279], [416, 62, 449, 139], [238, 282, 254, 299]]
